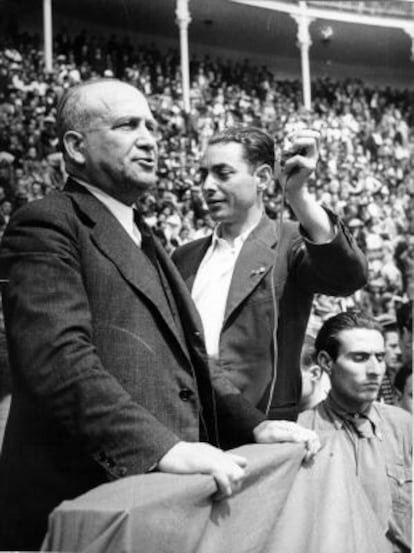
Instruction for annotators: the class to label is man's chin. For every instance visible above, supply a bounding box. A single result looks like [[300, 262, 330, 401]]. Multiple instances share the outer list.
[[359, 390, 379, 403], [128, 180, 156, 201], [133, 175, 157, 190], [207, 209, 228, 223]]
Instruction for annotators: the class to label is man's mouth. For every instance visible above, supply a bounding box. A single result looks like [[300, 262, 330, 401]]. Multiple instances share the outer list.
[[207, 199, 225, 207], [136, 158, 156, 169], [363, 383, 380, 390]]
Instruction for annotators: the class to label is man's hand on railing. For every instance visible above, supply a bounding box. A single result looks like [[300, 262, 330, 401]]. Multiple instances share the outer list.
[[158, 441, 248, 500], [253, 420, 321, 463]]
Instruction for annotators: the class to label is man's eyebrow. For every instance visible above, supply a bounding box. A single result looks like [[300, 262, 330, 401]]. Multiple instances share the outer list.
[[347, 349, 385, 355], [346, 350, 368, 355], [118, 115, 138, 121], [112, 115, 158, 127], [210, 162, 233, 171], [199, 161, 235, 173]]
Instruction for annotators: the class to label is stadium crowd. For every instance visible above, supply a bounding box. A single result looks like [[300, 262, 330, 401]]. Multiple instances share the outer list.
[[0, 27, 412, 404]]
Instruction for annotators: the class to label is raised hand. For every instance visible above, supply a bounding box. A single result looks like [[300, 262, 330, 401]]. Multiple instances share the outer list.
[[281, 128, 321, 195]]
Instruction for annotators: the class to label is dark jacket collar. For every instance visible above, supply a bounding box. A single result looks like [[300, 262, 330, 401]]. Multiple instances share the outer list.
[[63, 177, 197, 363]]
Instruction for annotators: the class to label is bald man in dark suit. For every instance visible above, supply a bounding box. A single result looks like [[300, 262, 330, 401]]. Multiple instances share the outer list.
[[0, 80, 318, 550]]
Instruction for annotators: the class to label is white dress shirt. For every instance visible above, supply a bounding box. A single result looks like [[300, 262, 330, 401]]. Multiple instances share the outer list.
[[74, 178, 141, 246], [192, 222, 258, 359]]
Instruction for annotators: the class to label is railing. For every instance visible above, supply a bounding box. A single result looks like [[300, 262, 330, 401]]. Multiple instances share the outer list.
[[308, 1, 414, 19]]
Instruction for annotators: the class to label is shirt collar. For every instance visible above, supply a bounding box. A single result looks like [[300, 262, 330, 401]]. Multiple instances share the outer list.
[[211, 219, 260, 250], [71, 177, 137, 239], [325, 393, 380, 437]]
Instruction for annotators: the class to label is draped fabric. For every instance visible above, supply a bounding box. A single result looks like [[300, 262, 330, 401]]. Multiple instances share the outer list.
[[42, 442, 392, 553]]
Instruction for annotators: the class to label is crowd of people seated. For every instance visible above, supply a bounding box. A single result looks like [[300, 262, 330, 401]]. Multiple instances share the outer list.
[[0, 27, 412, 408]]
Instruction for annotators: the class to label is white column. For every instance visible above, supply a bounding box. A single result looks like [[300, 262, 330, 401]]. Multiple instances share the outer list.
[[292, 2, 314, 111], [176, 0, 192, 114], [43, 0, 53, 72]]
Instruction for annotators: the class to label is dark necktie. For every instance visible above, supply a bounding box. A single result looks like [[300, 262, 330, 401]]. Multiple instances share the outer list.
[[345, 413, 375, 439], [133, 209, 158, 267], [133, 208, 180, 323]]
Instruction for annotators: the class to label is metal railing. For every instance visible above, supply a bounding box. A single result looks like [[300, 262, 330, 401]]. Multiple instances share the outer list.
[[308, 1, 414, 19]]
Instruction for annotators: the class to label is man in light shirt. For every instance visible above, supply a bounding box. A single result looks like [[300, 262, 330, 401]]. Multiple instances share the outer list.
[[173, 126, 367, 436], [0, 80, 319, 550], [298, 311, 412, 552]]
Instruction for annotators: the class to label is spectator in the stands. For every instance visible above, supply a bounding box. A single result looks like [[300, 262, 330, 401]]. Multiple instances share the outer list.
[[299, 331, 330, 412], [376, 315, 403, 405], [0, 29, 413, 325]]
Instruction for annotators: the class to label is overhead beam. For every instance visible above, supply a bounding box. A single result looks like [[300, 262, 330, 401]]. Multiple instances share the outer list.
[[229, 0, 413, 30]]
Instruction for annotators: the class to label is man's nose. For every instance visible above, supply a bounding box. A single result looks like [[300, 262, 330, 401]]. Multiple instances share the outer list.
[[367, 356, 385, 376], [203, 174, 218, 193], [136, 123, 157, 149]]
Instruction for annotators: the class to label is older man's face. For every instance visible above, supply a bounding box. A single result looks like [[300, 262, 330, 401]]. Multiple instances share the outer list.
[[79, 83, 159, 205]]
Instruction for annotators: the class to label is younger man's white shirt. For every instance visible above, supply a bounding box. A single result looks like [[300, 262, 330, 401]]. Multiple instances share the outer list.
[[192, 222, 258, 359]]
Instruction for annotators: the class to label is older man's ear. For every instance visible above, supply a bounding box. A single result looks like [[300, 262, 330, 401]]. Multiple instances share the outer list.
[[63, 130, 86, 165]]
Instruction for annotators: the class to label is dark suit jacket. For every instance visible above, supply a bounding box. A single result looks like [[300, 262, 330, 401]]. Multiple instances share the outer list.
[[0, 179, 263, 550], [172, 212, 367, 420]]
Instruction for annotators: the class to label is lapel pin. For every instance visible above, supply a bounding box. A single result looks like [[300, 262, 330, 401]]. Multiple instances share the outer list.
[[250, 266, 267, 277]]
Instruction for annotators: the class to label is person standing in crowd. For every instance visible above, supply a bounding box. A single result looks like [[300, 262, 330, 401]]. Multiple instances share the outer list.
[[0, 80, 319, 551], [299, 311, 412, 553], [395, 366, 413, 414], [172, 126, 367, 423], [396, 300, 412, 371], [299, 332, 330, 412], [394, 300, 413, 414], [377, 315, 403, 405]]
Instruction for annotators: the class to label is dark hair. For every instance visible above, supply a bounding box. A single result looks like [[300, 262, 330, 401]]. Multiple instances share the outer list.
[[382, 320, 398, 334], [208, 126, 275, 169], [315, 311, 383, 360], [396, 301, 413, 334]]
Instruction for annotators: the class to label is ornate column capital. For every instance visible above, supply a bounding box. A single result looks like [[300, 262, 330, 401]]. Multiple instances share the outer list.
[[176, 0, 192, 28], [291, 1, 314, 50], [292, 13, 314, 49]]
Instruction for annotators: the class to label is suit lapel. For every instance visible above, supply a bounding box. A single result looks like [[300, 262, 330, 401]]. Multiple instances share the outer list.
[[156, 242, 207, 337], [179, 237, 212, 291], [64, 179, 190, 359], [223, 215, 280, 324]]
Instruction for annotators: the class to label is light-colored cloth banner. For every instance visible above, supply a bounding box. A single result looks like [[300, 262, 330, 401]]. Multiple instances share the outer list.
[[42, 441, 392, 553]]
